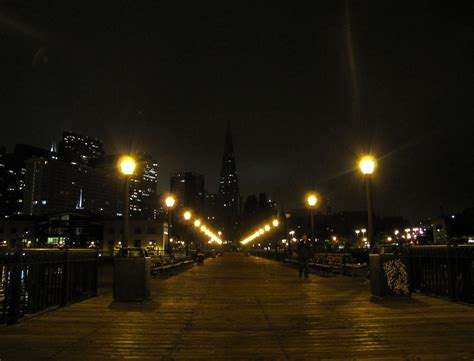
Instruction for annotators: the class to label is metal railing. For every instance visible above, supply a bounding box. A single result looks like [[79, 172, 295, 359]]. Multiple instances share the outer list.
[[408, 245, 474, 303], [1, 248, 98, 324]]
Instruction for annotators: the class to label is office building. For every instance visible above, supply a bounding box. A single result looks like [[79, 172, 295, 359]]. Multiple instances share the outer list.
[[58, 131, 104, 165], [96, 153, 159, 219], [218, 123, 240, 240], [0, 144, 55, 218], [23, 158, 122, 217], [170, 172, 205, 214]]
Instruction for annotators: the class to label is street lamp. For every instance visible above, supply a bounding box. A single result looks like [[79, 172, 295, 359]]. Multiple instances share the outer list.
[[355, 229, 360, 247], [183, 211, 192, 221], [272, 219, 279, 227], [284, 213, 292, 255], [306, 194, 318, 243], [264, 225, 271, 232], [359, 156, 376, 250], [118, 156, 136, 249], [165, 196, 176, 254], [165, 196, 175, 208], [183, 211, 192, 256]]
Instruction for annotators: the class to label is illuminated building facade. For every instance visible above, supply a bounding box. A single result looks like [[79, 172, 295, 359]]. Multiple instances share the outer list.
[[170, 172, 205, 213], [95, 153, 159, 219], [59, 131, 104, 165], [204, 192, 219, 225], [129, 153, 159, 219], [0, 144, 55, 218], [23, 158, 122, 217], [218, 124, 241, 240], [102, 218, 166, 256]]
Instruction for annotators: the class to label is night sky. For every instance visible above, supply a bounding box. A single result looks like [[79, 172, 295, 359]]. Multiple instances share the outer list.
[[1, 1, 473, 222]]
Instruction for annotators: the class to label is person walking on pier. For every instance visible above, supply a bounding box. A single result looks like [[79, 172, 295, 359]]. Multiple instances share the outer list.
[[297, 234, 312, 278]]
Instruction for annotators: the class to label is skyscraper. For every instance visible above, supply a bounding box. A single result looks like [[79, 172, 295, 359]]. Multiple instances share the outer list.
[[23, 157, 122, 217], [204, 192, 219, 225], [96, 153, 159, 219], [59, 131, 104, 165], [170, 172, 205, 213], [130, 153, 159, 219], [0, 144, 56, 218], [218, 123, 240, 241]]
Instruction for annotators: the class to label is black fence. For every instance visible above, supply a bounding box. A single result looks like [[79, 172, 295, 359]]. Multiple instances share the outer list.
[[408, 245, 474, 303], [1, 248, 98, 324], [253, 246, 474, 303]]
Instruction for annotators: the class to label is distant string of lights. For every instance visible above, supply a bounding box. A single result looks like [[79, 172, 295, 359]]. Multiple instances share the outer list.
[[183, 210, 223, 245], [241, 218, 279, 245]]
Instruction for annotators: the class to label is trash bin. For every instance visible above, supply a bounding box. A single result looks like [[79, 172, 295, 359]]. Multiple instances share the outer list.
[[197, 253, 204, 264], [369, 253, 394, 297], [113, 248, 151, 301]]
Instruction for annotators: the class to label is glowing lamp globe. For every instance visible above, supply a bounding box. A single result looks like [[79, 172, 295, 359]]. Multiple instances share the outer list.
[[119, 156, 136, 175], [359, 156, 376, 175], [165, 196, 175, 208], [307, 194, 317, 207]]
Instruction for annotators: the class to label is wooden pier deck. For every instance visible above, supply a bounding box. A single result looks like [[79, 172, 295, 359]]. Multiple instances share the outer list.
[[0, 253, 473, 360]]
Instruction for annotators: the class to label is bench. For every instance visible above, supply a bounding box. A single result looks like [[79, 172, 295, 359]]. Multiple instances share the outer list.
[[150, 256, 194, 275], [285, 254, 344, 272], [309, 253, 367, 277], [309, 253, 346, 274]]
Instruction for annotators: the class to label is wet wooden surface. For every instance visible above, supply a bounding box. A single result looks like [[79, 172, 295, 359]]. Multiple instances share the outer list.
[[0, 253, 473, 360]]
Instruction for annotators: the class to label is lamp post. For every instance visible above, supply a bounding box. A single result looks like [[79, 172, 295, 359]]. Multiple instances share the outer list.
[[285, 212, 291, 255], [288, 229, 295, 255], [272, 219, 279, 254], [307, 194, 318, 247], [165, 196, 175, 254], [359, 156, 376, 250], [118, 156, 136, 249], [183, 211, 192, 256]]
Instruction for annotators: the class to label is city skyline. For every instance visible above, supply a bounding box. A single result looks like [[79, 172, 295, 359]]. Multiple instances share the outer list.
[[1, 127, 472, 225]]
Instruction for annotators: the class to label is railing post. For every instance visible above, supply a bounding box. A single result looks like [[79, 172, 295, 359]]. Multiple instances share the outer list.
[[453, 245, 460, 302], [405, 251, 414, 295], [7, 243, 23, 324], [61, 247, 70, 306], [92, 250, 98, 297], [446, 245, 457, 302]]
